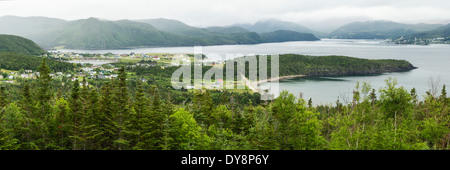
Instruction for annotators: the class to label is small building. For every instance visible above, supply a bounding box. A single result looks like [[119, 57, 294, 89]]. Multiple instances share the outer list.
[[25, 70, 33, 73], [97, 74, 106, 79], [21, 74, 30, 79], [140, 78, 148, 83]]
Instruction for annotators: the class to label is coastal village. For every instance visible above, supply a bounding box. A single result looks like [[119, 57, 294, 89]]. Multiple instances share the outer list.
[[0, 51, 224, 86], [392, 36, 450, 45]]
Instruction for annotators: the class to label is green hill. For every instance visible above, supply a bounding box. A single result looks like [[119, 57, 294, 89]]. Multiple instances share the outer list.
[[233, 54, 416, 79], [329, 20, 442, 39], [276, 54, 416, 77], [0, 34, 46, 55]]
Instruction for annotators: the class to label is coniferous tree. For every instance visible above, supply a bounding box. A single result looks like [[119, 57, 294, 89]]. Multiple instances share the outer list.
[[99, 82, 114, 149], [80, 88, 102, 150], [149, 87, 163, 149], [87, 88, 103, 149], [112, 67, 131, 150], [51, 97, 71, 149], [440, 85, 447, 103], [19, 82, 40, 149], [0, 104, 20, 150], [37, 58, 52, 117], [132, 82, 152, 149], [0, 86, 7, 109], [69, 79, 82, 150]]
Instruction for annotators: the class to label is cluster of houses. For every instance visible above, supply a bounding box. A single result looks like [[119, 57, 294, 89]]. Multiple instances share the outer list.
[[1, 70, 39, 83], [393, 37, 449, 45], [1, 51, 226, 85]]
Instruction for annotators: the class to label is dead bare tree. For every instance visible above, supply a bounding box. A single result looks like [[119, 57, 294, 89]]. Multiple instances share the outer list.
[[428, 76, 441, 98]]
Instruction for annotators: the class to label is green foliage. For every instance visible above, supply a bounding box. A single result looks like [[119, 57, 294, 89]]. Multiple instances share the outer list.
[[277, 54, 415, 77], [170, 108, 210, 150]]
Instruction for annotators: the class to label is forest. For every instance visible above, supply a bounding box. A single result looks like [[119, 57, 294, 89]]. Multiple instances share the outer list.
[[0, 57, 448, 150]]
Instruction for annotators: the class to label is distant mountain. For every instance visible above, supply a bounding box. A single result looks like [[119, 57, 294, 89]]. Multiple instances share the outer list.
[[0, 16, 320, 50], [329, 20, 443, 39], [236, 19, 315, 34], [136, 18, 212, 37], [203, 26, 250, 34], [406, 23, 450, 39], [35, 18, 199, 49], [260, 30, 320, 42], [0, 16, 67, 37], [136, 18, 260, 44], [0, 34, 46, 55]]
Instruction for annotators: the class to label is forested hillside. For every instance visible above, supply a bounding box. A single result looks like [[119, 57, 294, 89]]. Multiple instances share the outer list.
[[235, 54, 416, 79], [0, 34, 46, 55], [277, 54, 415, 76]]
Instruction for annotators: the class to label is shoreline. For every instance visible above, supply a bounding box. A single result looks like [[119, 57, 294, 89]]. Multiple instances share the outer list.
[[242, 74, 307, 93], [256, 74, 307, 85]]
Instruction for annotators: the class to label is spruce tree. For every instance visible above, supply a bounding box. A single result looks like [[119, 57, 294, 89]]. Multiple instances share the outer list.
[[112, 67, 131, 150], [99, 82, 114, 149], [0, 86, 7, 109], [81, 88, 101, 150], [37, 58, 52, 117], [132, 81, 152, 149], [20, 82, 40, 149], [440, 85, 447, 103], [69, 79, 82, 150]]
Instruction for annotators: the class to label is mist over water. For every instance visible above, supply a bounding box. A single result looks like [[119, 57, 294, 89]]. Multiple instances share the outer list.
[[58, 39, 450, 105]]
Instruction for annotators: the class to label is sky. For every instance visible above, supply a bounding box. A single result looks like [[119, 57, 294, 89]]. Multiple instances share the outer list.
[[0, 0, 449, 32]]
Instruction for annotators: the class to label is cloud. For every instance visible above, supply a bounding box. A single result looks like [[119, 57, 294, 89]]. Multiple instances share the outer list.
[[0, 0, 449, 28]]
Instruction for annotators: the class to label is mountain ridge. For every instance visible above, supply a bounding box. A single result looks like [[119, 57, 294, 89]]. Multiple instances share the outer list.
[[329, 20, 443, 39], [0, 16, 320, 50]]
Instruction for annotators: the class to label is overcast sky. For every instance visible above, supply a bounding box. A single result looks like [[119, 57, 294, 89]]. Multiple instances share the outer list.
[[1, 0, 449, 32]]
